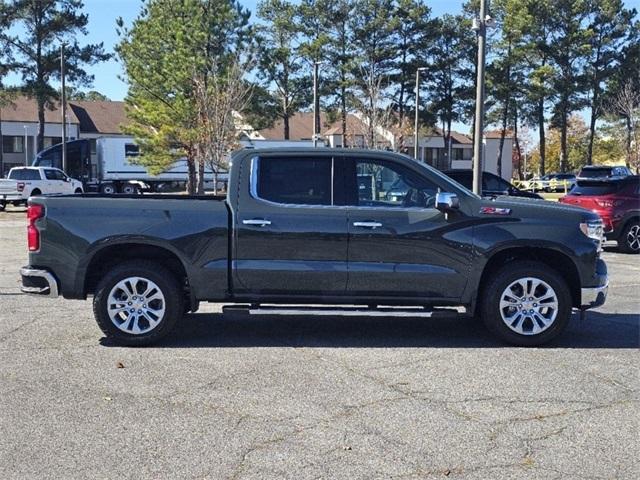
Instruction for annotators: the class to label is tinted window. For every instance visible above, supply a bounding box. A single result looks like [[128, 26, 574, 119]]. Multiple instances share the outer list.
[[571, 182, 624, 196], [483, 174, 510, 192], [257, 157, 332, 205], [445, 172, 472, 189], [8, 168, 40, 180], [44, 169, 57, 180], [579, 168, 610, 178], [348, 159, 439, 208], [125, 144, 140, 157]]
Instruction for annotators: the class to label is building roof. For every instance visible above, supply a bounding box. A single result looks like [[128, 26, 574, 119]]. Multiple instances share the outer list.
[[258, 112, 374, 141], [0, 96, 80, 124], [68, 100, 127, 134], [484, 130, 514, 139]]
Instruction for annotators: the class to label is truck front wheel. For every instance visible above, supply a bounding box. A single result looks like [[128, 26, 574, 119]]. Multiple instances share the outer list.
[[480, 261, 572, 346], [93, 261, 184, 346]]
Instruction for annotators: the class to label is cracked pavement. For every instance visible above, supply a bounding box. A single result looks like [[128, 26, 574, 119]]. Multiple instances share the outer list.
[[0, 206, 638, 479]]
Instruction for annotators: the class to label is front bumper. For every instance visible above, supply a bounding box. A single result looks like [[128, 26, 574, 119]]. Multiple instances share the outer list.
[[20, 267, 59, 297], [581, 281, 608, 309]]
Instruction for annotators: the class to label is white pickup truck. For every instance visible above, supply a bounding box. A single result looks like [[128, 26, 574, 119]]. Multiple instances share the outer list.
[[0, 167, 84, 210]]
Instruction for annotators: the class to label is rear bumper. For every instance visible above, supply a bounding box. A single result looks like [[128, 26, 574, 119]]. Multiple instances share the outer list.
[[0, 193, 23, 202], [20, 267, 59, 297]]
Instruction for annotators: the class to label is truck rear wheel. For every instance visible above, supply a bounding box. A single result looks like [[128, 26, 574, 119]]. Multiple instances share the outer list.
[[93, 261, 184, 346], [480, 261, 572, 346], [100, 184, 116, 195]]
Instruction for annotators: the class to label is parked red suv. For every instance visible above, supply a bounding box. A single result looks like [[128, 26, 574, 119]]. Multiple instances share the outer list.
[[560, 176, 640, 253]]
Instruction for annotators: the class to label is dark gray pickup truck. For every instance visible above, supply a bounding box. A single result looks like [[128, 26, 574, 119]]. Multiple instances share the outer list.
[[21, 148, 608, 346]]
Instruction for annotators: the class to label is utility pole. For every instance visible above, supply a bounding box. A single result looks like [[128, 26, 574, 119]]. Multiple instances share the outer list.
[[414, 67, 427, 160], [312, 61, 321, 147], [472, 0, 489, 195], [61, 42, 67, 173]]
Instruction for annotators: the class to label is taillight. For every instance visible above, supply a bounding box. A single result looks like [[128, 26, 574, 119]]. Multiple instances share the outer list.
[[27, 204, 44, 252], [17, 182, 25, 192]]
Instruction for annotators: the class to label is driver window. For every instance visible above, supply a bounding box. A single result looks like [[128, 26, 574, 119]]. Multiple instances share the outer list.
[[352, 160, 439, 209]]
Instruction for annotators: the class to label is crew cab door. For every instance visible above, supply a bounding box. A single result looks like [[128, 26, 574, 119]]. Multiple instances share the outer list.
[[233, 154, 348, 295], [342, 156, 470, 300], [42, 169, 63, 193]]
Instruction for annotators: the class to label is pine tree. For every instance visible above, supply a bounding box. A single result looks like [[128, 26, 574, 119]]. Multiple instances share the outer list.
[[0, 0, 110, 152]]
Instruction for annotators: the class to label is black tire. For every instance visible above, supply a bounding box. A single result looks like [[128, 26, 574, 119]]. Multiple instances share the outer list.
[[618, 220, 640, 254], [120, 184, 138, 195], [31, 189, 41, 196], [0, 201, 5, 211], [480, 261, 572, 346], [93, 260, 184, 346], [74, 188, 83, 194], [100, 184, 116, 195]]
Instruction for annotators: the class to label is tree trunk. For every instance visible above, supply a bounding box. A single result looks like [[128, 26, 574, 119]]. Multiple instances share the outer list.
[[0, 107, 4, 176], [559, 108, 568, 173], [586, 82, 600, 166], [513, 109, 523, 180], [283, 115, 290, 140], [341, 88, 347, 147], [196, 158, 205, 195], [186, 157, 196, 195], [496, 102, 509, 178], [626, 116, 632, 169], [537, 98, 546, 176], [37, 96, 45, 154]]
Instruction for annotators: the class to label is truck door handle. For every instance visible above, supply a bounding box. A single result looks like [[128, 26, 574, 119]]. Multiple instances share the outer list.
[[242, 219, 272, 227], [353, 221, 382, 229]]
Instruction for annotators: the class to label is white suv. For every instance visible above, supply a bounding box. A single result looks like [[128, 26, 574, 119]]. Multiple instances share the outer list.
[[0, 167, 83, 210]]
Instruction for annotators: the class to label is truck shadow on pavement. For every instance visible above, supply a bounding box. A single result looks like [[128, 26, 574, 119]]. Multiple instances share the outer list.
[[101, 311, 639, 349]]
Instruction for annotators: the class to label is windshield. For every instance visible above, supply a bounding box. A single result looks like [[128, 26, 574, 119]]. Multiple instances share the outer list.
[[571, 182, 624, 196], [579, 168, 610, 178]]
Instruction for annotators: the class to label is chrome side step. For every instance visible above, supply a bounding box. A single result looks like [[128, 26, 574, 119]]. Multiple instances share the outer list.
[[223, 305, 465, 318]]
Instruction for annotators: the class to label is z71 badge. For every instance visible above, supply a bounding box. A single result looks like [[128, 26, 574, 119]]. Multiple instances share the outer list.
[[479, 206, 512, 215]]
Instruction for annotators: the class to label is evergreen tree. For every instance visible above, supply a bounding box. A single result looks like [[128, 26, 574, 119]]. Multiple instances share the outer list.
[[584, 0, 637, 165], [117, 0, 253, 194], [0, 0, 110, 152], [256, 0, 309, 140], [424, 14, 475, 168], [389, 0, 433, 129]]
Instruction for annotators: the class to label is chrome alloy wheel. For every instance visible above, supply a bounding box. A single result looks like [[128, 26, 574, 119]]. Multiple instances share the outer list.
[[627, 224, 640, 251], [107, 277, 166, 334], [499, 277, 559, 336]]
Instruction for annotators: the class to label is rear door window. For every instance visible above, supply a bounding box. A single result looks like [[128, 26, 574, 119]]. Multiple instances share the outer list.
[[8, 169, 40, 181], [256, 156, 333, 206]]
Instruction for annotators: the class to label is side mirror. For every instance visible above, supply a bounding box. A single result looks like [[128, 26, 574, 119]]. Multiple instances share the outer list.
[[436, 192, 459, 211]]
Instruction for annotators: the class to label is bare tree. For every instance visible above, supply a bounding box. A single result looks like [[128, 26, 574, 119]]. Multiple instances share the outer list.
[[193, 58, 253, 194], [608, 82, 640, 172], [351, 64, 394, 149]]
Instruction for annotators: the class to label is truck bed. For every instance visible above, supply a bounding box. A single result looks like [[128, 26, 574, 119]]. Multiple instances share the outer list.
[[27, 194, 231, 300]]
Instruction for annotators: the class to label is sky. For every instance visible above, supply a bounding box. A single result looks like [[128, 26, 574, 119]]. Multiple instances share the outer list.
[[1, 0, 465, 101]]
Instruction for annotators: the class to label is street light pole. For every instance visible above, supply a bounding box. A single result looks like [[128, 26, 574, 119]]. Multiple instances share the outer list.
[[414, 67, 427, 161], [61, 42, 67, 173], [24, 126, 28, 166], [472, 0, 488, 195], [312, 61, 321, 147]]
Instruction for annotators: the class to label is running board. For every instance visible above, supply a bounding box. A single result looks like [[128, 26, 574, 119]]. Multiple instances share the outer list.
[[223, 305, 466, 318]]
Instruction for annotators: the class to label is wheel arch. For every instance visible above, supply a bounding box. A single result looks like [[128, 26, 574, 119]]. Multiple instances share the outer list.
[[476, 246, 582, 311], [82, 241, 189, 298]]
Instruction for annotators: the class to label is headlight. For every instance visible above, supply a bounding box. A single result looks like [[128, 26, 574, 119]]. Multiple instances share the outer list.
[[580, 220, 604, 251]]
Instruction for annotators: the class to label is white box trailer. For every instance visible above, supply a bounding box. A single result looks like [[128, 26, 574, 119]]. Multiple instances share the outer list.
[[32, 137, 228, 194]]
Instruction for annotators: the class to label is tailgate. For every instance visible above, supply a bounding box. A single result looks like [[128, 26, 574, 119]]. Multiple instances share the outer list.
[[0, 179, 19, 195]]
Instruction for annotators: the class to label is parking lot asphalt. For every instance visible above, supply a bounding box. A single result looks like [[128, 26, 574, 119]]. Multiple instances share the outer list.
[[0, 205, 638, 480]]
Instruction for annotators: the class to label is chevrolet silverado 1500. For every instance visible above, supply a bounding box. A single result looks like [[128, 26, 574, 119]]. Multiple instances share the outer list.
[[20, 148, 608, 346]]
